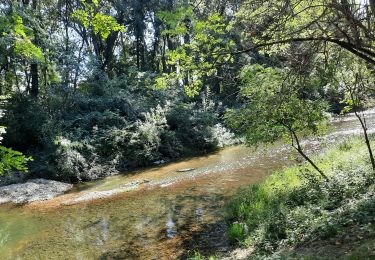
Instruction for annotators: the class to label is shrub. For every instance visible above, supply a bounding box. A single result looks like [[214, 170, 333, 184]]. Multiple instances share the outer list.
[[228, 222, 248, 244], [0, 146, 32, 176], [211, 123, 236, 148], [166, 103, 230, 154]]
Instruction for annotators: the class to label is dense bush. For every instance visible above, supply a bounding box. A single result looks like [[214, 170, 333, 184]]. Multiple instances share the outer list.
[[0, 78, 235, 182], [226, 137, 375, 257]]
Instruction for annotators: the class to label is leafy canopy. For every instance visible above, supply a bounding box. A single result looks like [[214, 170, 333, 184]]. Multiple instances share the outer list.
[[236, 0, 375, 65], [0, 14, 44, 63], [333, 57, 375, 113], [72, 0, 125, 40], [226, 64, 328, 145], [156, 9, 235, 96]]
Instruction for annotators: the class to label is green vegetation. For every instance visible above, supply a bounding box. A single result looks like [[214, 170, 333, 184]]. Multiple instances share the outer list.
[[0, 146, 31, 176], [227, 137, 375, 258], [156, 10, 234, 96], [72, 0, 125, 40], [1, 0, 373, 184], [1, 0, 375, 258], [226, 64, 330, 180], [0, 1, 239, 183]]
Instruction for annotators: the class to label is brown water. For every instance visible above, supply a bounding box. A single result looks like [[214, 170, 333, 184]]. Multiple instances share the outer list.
[[0, 111, 374, 259]]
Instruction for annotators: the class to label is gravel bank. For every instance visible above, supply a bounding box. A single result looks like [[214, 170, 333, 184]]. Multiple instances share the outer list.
[[0, 179, 73, 204]]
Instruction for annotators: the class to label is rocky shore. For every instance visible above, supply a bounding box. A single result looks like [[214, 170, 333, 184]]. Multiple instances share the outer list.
[[0, 179, 73, 204]]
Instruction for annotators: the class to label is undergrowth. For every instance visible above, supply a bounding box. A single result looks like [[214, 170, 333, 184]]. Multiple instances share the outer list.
[[226, 137, 375, 258]]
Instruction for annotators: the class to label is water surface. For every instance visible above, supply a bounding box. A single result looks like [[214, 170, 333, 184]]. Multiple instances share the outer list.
[[0, 111, 374, 259]]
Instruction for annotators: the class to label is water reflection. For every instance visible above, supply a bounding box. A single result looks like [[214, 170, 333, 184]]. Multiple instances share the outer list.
[[195, 207, 204, 223], [166, 214, 177, 239]]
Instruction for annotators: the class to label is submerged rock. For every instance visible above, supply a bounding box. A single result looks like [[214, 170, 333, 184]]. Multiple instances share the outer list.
[[176, 168, 195, 173], [0, 179, 73, 204]]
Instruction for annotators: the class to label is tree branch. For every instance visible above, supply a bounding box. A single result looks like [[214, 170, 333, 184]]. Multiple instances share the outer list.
[[230, 37, 375, 65]]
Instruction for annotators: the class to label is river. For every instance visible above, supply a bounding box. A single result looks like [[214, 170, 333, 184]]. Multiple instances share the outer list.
[[0, 111, 374, 259]]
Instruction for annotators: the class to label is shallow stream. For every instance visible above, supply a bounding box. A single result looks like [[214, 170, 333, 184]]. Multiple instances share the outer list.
[[0, 111, 374, 259]]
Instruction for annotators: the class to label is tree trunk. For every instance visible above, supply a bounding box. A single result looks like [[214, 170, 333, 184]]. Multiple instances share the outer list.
[[30, 63, 38, 97], [182, 0, 190, 86], [30, 0, 39, 97], [166, 35, 176, 72], [73, 40, 85, 90], [294, 146, 329, 181], [152, 14, 161, 72], [101, 31, 120, 72], [355, 111, 375, 171], [63, 0, 70, 88], [136, 37, 140, 70], [161, 37, 168, 73], [290, 129, 329, 181]]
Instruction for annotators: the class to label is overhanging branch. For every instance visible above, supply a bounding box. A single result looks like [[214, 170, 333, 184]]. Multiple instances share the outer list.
[[232, 37, 375, 65]]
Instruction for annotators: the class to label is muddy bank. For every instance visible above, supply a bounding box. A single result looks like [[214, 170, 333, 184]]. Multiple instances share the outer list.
[[0, 179, 72, 204]]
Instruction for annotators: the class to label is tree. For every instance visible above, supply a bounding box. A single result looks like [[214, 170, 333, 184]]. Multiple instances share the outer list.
[[236, 0, 375, 66], [226, 64, 329, 180], [336, 57, 375, 171], [72, 0, 125, 72], [0, 6, 44, 96], [156, 9, 235, 97]]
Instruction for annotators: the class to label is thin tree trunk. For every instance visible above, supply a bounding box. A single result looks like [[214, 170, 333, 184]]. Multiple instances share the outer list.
[[182, 0, 190, 86], [25, 68, 31, 92], [30, 0, 39, 98], [30, 63, 38, 97], [63, 0, 70, 88], [73, 40, 85, 91], [161, 37, 168, 73], [12, 64, 20, 92], [290, 129, 329, 181], [141, 38, 146, 70], [152, 14, 161, 72], [355, 111, 375, 171], [166, 35, 175, 72], [136, 37, 140, 70]]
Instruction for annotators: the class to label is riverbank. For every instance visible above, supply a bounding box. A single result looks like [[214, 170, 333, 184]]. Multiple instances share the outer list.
[[0, 179, 72, 204], [226, 136, 375, 259]]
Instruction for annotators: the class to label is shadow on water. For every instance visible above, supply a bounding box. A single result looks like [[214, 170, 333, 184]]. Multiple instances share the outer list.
[[180, 220, 231, 258], [97, 191, 230, 259]]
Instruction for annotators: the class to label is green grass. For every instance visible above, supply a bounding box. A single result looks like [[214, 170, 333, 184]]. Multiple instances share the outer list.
[[226, 137, 375, 258]]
